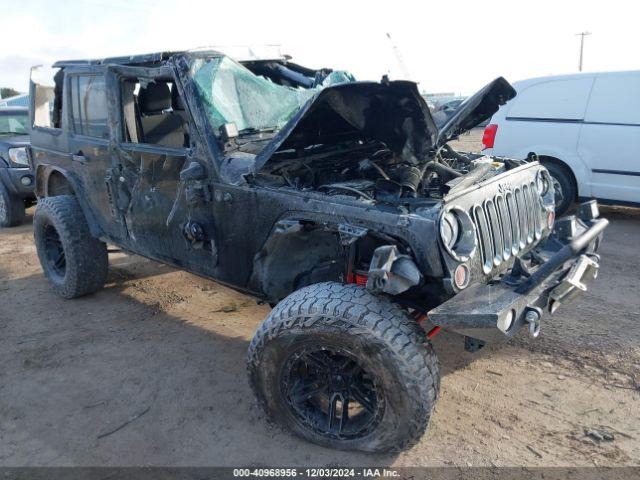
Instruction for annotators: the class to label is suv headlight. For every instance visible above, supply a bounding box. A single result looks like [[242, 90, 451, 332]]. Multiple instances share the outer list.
[[439, 206, 477, 262], [8, 147, 29, 166]]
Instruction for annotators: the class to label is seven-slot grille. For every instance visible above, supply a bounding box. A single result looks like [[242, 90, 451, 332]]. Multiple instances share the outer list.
[[472, 181, 544, 274]]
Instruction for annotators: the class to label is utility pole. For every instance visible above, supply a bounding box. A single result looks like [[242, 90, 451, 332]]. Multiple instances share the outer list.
[[386, 33, 412, 81], [576, 31, 591, 72]]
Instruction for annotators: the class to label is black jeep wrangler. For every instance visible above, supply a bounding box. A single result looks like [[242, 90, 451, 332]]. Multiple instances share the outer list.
[[28, 50, 607, 452]]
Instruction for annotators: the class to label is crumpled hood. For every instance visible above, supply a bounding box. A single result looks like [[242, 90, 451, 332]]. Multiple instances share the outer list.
[[254, 80, 439, 172], [248, 78, 516, 174], [435, 77, 516, 147]]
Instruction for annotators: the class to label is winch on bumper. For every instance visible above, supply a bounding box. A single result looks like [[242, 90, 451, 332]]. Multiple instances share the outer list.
[[428, 201, 608, 342]]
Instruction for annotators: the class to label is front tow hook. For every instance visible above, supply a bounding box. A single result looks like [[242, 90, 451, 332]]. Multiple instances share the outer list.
[[524, 307, 542, 338]]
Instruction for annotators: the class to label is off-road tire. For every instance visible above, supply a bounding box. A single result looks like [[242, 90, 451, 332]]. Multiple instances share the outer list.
[[0, 181, 25, 227], [34, 195, 108, 298], [542, 161, 576, 215], [247, 282, 440, 452]]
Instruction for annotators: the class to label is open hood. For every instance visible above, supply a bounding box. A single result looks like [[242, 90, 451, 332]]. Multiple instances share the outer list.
[[435, 77, 516, 147], [253, 80, 439, 172]]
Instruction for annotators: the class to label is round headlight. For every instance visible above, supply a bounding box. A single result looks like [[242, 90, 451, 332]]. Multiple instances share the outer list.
[[439, 206, 477, 262], [536, 170, 550, 196], [440, 211, 460, 250]]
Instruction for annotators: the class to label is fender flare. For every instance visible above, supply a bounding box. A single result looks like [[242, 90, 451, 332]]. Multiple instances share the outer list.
[[37, 165, 105, 238], [248, 213, 420, 301]]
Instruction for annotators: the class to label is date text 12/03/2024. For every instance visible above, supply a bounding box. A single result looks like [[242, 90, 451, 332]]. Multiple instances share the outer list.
[[233, 468, 400, 477]]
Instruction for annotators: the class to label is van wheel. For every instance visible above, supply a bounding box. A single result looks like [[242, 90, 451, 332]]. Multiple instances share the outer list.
[[0, 182, 25, 227], [247, 282, 440, 452], [542, 162, 575, 215], [34, 195, 108, 298]]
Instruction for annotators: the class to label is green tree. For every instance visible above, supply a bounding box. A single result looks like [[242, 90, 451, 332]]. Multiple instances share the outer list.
[[1, 88, 20, 99]]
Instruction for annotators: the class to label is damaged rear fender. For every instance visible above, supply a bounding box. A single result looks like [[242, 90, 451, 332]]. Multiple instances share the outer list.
[[37, 165, 104, 239]]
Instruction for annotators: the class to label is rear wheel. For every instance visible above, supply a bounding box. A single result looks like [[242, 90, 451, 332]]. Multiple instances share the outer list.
[[34, 195, 108, 298], [247, 282, 440, 452], [0, 182, 25, 227], [542, 161, 576, 215]]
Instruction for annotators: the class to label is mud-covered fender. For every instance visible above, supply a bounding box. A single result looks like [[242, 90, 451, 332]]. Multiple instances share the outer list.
[[36, 164, 104, 239], [248, 219, 345, 302]]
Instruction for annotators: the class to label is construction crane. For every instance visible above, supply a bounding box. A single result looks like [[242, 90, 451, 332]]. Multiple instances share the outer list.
[[386, 32, 412, 81]]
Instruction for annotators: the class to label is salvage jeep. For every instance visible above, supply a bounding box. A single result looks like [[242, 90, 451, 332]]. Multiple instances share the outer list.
[[28, 50, 607, 452]]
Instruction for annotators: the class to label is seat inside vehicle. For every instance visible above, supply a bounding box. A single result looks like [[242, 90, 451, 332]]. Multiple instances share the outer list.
[[136, 81, 185, 148]]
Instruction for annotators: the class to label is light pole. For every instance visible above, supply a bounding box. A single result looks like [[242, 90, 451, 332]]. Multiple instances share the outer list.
[[576, 31, 591, 72]]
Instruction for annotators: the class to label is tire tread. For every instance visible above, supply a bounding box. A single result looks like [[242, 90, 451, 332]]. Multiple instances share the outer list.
[[247, 281, 440, 452], [0, 182, 25, 228], [34, 195, 108, 298]]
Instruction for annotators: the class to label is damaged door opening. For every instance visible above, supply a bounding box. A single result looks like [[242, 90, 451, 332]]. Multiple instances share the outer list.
[[122, 78, 189, 149]]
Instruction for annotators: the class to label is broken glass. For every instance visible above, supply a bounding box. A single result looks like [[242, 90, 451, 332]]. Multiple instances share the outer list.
[[190, 55, 353, 137]]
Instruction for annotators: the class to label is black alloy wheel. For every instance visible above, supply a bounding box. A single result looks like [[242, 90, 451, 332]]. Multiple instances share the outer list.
[[43, 223, 66, 278], [281, 347, 384, 440]]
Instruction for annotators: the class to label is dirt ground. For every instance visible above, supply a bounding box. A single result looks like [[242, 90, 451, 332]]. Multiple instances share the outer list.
[[1, 130, 639, 467]]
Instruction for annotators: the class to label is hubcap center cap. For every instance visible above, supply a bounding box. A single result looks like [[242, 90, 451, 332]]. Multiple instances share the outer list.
[[329, 373, 347, 392]]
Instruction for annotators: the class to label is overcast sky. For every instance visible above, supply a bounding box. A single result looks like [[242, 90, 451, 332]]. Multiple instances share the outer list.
[[1, 0, 638, 95]]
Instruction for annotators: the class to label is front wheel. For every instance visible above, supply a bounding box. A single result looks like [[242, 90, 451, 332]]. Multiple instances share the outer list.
[[0, 182, 25, 227], [247, 282, 440, 452]]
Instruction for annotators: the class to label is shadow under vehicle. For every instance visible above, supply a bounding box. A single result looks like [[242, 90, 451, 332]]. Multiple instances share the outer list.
[[28, 50, 607, 452], [0, 106, 35, 227]]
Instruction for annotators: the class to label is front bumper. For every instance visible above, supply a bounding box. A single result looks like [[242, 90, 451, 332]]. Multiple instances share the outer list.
[[0, 167, 36, 198], [428, 201, 607, 342]]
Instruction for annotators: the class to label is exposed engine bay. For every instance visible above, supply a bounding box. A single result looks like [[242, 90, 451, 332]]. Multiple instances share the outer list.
[[206, 58, 520, 203], [253, 140, 522, 203]]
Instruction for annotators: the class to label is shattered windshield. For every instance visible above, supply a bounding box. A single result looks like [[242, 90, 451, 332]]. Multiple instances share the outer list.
[[191, 56, 317, 135], [190, 55, 354, 138]]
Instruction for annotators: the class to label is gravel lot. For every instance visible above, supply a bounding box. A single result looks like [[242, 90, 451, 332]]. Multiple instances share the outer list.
[[0, 130, 638, 467]]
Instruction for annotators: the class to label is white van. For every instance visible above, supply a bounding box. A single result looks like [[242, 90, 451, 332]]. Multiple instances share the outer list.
[[483, 70, 640, 213]]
